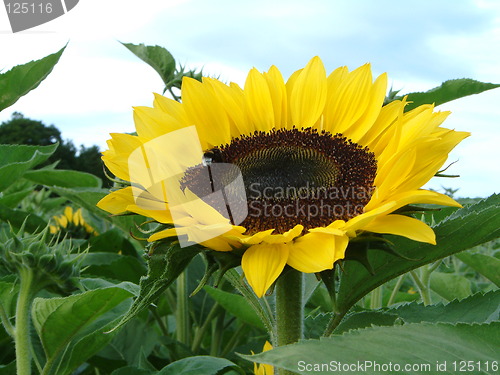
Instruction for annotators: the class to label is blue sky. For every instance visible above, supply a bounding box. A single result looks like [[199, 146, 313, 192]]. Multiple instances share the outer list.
[[0, 0, 499, 197]]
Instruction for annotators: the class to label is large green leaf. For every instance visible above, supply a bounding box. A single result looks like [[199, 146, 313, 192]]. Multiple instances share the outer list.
[[455, 252, 500, 287], [81, 253, 146, 283], [336, 194, 500, 316], [122, 43, 176, 87], [0, 204, 48, 232], [99, 319, 160, 369], [0, 187, 33, 208], [387, 290, 500, 324], [156, 356, 241, 375], [0, 143, 58, 191], [0, 46, 66, 112], [23, 169, 102, 188], [204, 286, 265, 330], [430, 272, 472, 301], [333, 310, 399, 335], [399, 79, 500, 111], [247, 322, 500, 375], [32, 285, 134, 375], [110, 242, 201, 332]]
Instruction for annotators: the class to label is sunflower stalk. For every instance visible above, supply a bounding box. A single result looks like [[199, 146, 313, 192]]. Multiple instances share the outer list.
[[275, 269, 304, 375], [15, 268, 36, 375], [175, 270, 190, 344]]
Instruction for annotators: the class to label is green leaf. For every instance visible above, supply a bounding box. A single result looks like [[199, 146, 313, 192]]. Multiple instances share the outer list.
[[89, 229, 139, 257], [49, 186, 143, 235], [81, 253, 146, 283], [122, 43, 176, 87], [111, 368, 153, 375], [0, 204, 48, 232], [23, 169, 102, 188], [336, 194, 500, 316], [0, 143, 58, 191], [247, 322, 500, 375], [32, 285, 134, 375], [0, 361, 16, 375], [304, 313, 332, 339], [110, 242, 201, 332], [387, 290, 500, 323], [455, 252, 500, 287], [100, 319, 160, 369], [157, 356, 241, 375], [399, 78, 500, 111], [0, 46, 66, 112], [430, 272, 472, 301], [333, 310, 399, 334], [204, 286, 265, 330], [0, 279, 18, 318], [0, 187, 33, 208]]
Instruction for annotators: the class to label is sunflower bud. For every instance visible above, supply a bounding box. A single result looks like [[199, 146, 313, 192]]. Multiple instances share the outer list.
[[0, 225, 81, 291]]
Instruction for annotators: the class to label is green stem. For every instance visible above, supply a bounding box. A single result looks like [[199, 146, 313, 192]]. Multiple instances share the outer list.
[[0, 304, 14, 338], [210, 310, 225, 356], [369, 285, 383, 309], [191, 303, 222, 352], [176, 271, 190, 345], [387, 274, 405, 306], [151, 307, 169, 337], [275, 269, 303, 375], [220, 323, 247, 357], [410, 269, 431, 305], [224, 269, 275, 341], [15, 268, 36, 375], [322, 311, 347, 337]]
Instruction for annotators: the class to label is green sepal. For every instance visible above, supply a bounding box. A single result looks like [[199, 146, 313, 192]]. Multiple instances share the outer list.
[[318, 268, 337, 303], [190, 249, 243, 296]]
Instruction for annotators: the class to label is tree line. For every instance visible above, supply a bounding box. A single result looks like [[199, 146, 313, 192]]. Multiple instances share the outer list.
[[0, 112, 108, 185]]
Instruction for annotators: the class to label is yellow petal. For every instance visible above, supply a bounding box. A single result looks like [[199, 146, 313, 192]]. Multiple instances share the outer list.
[[287, 232, 348, 273], [102, 133, 144, 181], [263, 65, 288, 129], [365, 189, 461, 213], [261, 224, 304, 244], [362, 214, 436, 244], [96, 187, 135, 215], [64, 206, 73, 222], [244, 68, 275, 132], [148, 227, 178, 242], [290, 56, 327, 128], [242, 243, 289, 298], [344, 201, 397, 232], [344, 72, 388, 143], [153, 93, 189, 125], [325, 64, 373, 134], [205, 78, 249, 136], [133, 106, 186, 140], [181, 77, 231, 147]]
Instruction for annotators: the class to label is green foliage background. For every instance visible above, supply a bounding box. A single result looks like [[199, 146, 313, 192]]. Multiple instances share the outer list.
[[0, 44, 498, 375]]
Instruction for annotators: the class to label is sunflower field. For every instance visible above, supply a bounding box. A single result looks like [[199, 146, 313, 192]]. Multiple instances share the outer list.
[[0, 44, 499, 375]]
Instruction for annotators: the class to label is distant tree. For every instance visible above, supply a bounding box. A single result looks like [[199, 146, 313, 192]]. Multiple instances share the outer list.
[[0, 112, 107, 184]]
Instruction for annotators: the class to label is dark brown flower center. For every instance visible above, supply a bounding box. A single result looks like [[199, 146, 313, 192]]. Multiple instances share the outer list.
[[181, 128, 377, 234]]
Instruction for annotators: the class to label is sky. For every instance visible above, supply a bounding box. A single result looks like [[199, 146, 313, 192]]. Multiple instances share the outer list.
[[0, 0, 499, 198]]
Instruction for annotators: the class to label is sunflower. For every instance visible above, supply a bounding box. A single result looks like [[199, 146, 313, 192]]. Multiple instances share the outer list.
[[97, 57, 469, 298], [50, 206, 98, 238], [252, 341, 273, 375]]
